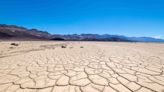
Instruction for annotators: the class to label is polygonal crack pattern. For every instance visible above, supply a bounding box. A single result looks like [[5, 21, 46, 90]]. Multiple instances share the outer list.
[[0, 42, 164, 92]]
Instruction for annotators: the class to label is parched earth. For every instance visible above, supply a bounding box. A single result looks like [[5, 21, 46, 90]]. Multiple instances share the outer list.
[[0, 41, 164, 92]]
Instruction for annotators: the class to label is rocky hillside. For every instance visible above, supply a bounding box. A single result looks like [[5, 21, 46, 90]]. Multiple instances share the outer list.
[[0, 24, 130, 41], [0, 24, 51, 40]]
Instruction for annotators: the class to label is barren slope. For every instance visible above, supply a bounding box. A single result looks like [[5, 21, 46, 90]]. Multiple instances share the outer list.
[[0, 41, 164, 92]]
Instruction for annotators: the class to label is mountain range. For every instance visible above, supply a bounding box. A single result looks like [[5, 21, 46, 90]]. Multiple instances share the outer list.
[[0, 24, 164, 42]]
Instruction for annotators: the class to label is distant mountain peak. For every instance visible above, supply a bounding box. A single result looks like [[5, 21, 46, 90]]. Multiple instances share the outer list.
[[0, 24, 164, 42]]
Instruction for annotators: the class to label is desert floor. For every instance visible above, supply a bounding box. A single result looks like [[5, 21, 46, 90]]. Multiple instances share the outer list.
[[0, 41, 164, 92]]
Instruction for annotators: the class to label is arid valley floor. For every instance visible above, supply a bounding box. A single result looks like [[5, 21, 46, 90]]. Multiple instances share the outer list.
[[0, 41, 164, 92]]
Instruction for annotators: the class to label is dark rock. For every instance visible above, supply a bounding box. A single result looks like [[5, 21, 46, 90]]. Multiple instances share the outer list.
[[11, 43, 19, 46]]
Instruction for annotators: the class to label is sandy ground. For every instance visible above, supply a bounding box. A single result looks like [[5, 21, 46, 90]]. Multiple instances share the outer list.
[[0, 41, 164, 92]]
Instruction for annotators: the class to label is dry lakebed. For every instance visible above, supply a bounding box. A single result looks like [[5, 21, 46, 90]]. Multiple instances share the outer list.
[[0, 41, 164, 92]]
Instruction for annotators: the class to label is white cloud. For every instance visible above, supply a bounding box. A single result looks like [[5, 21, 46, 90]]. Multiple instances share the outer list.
[[153, 35, 164, 39]]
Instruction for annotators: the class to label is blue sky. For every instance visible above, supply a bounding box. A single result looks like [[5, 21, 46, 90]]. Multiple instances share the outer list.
[[0, 0, 164, 39]]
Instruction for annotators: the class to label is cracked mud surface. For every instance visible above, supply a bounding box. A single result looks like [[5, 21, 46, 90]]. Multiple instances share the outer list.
[[0, 41, 164, 92]]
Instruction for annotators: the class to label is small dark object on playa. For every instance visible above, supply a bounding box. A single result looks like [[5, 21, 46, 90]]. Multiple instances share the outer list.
[[70, 47, 73, 49], [9, 47, 14, 49], [80, 46, 84, 48], [61, 45, 66, 48], [11, 43, 19, 46]]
